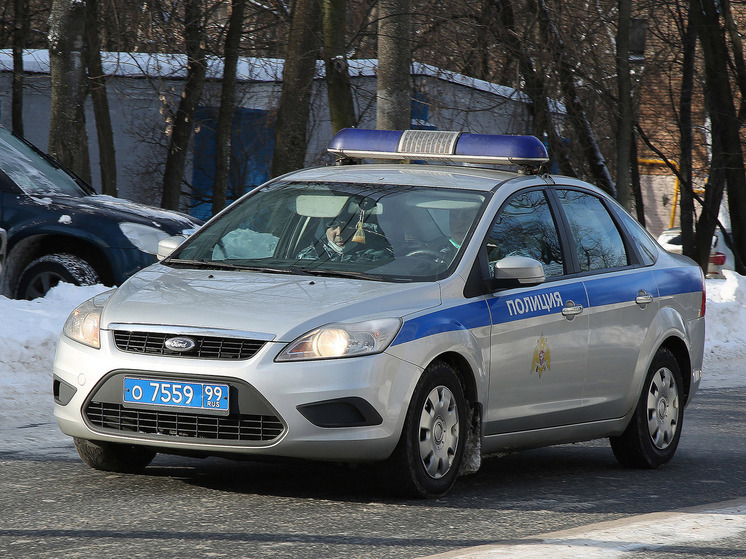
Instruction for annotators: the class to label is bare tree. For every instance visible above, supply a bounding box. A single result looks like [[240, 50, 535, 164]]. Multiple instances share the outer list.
[[12, 0, 28, 136], [270, 0, 322, 178], [161, 0, 208, 210], [86, 0, 117, 196], [213, 0, 248, 215], [533, 0, 616, 196], [616, 0, 633, 211], [376, 0, 411, 130], [721, 0, 746, 123], [496, 0, 576, 176], [322, 0, 357, 133], [678, 5, 697, 262], [48, 0, 91, 183], [692, 0, 746, 273]]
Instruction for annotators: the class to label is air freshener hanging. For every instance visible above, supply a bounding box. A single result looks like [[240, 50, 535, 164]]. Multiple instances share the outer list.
[[352, 210, 366, 243]]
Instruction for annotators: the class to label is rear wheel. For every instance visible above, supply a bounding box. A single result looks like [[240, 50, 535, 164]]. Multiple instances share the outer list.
[[15, 253, 99, 299], [73, 437, 156, 473], [610, 348, 684, 468], [387, 361, 467, 498]]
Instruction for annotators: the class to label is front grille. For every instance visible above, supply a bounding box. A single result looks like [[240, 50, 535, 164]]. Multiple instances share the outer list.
[[113, 331, 265, 360], [85, 401, 284, 442]]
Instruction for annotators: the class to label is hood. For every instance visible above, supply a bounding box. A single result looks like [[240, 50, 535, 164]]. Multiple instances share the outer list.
[[31, 194, 198, 231], [102, 264, 442, 341]]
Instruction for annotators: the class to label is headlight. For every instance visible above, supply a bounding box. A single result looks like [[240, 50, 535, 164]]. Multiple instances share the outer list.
[[63, 290, 115, 349], [119, 222, 171, 254], [276, 318, 402, 361]]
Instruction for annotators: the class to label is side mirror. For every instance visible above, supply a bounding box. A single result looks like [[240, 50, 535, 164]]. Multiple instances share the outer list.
[[157, 235, 186, 260], [493, 255, 545, 286]]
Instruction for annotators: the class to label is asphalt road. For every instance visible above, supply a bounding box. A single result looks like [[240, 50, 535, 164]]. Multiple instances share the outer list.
[[1, 387, 745, 559]]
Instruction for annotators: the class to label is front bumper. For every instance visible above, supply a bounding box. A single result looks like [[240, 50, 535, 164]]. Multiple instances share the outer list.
[[53, 331, 422, 462]]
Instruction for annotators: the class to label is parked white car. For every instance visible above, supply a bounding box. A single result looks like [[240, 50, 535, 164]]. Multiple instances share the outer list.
[[53, 129, 706, 497], [657, 227, 732, 278]]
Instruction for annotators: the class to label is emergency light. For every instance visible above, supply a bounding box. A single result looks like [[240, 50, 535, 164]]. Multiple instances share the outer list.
[[328, 128, 549, 169]]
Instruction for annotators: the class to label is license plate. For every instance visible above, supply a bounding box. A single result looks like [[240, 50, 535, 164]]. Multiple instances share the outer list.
[[123, 378, 229, 413]]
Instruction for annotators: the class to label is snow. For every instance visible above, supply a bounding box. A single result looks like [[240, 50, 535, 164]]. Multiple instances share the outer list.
[[700, 270, 746, 388], [212, 229, 279, 259], [0, 272, 744, 456]]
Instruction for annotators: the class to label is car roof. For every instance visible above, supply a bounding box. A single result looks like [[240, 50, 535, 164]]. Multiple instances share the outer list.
[[281, 163, 533, 192]]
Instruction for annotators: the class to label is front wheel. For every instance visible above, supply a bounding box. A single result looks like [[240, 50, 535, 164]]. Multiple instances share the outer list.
[[73, 438, 156, 473], [386, 361, 467, 498], [610, 348, 684, 468], [15, 253, 99, 299]]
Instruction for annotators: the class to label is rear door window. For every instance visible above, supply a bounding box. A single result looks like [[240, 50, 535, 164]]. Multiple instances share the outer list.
[[556, 189, 629, 272]]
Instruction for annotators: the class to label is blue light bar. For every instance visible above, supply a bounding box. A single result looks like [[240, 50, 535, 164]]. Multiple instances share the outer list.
[[328, 128, 549, 167]]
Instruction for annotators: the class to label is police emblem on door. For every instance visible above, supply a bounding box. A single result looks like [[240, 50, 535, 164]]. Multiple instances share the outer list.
[[531, 335, 551, 376]]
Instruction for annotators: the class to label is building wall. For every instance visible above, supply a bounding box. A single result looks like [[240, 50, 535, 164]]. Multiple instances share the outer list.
[[0, 64, 544, 215], [640, 174, 676, 237]]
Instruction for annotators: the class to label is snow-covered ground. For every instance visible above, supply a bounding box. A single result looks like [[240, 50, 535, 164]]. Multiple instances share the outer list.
[[1, 272, 744, 456]]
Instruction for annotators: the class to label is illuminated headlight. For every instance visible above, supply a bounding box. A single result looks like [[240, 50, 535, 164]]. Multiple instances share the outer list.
[[276, 318, 402, 361], [119, 222, 170, 254], [62, 290, 115, 349]]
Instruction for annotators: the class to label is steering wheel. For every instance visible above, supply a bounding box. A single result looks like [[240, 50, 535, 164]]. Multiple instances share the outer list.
[[404, 248, 448, 264]]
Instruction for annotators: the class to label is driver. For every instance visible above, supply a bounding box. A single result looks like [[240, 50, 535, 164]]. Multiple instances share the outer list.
[[297, 216, 393, 262], [428, 208, 476, 264], [448, 208, 474, 250]]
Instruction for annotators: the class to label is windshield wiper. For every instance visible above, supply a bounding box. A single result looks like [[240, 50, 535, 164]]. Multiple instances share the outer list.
[[294, 268, 395, 282], [166, 259, 400, 281], [166, 259, 247, 271], [237, 265, 315, 276], [166, 259, 315, 276]]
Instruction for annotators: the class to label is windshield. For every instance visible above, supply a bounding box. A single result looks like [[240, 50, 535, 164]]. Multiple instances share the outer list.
[[0, 128, 89, 197], [169, 179, 488, 282]]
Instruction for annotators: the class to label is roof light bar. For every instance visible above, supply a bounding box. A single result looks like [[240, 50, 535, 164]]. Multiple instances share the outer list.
[[328, 128, 549, 167]]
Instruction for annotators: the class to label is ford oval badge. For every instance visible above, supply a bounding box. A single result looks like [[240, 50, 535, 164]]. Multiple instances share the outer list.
[[164, 336, 196, 352]]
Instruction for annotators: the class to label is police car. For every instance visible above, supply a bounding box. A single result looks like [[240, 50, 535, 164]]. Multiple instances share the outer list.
[[53, 129, 705, 498]]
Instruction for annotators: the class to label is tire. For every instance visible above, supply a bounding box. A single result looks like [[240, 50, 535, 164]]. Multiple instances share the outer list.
[[15, 253, 99, 299], [73, 437, 156, 473], [610, 348, 684, 468], [387, 361, 467, 498]]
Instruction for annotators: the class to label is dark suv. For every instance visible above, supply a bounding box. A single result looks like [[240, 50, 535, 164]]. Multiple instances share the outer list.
[[0, 126, 200, 299]]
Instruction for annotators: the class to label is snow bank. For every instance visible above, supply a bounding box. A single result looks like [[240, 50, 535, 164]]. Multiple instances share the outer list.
[[701, 270, 746, 389]]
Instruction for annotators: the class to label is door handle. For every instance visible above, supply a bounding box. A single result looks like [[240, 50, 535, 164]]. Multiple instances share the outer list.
[[561, 301, 584, 318], [635, 291, 655, 306]]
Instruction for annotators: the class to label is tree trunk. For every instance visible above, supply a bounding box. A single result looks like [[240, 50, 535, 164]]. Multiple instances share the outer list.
[[534, 0, 616, 197], [692, 0, 746, 274], [678, 8, 697, 261], [499, 0, 576, 176], [376, 0, 411, 130], [12, 0, 27, 137], [86, 0, 117, 197], [213, 0, 247, 215], [630, 135, 645, 224], [48, 0, 91, 183], [615, 0, 633, 211], [161, 0, 207, 210], [322, 0, 357, 134], [270, 0, 322, 178], [720, 0, 746, 123]]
